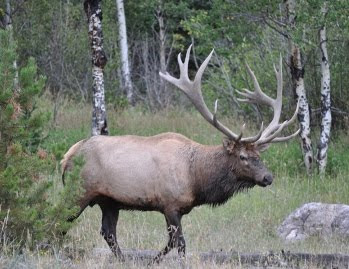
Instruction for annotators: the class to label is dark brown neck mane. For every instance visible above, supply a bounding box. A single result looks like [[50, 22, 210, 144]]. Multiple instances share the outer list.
[[191, 145, 256, 207]]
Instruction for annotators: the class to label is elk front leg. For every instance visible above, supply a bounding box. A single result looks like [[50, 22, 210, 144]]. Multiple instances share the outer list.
[[99, 204, 124, 260], [151, 211, 185, 264]]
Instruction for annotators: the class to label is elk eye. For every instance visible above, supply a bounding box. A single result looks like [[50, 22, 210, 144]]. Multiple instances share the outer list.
[[240, 155, 247, 161]]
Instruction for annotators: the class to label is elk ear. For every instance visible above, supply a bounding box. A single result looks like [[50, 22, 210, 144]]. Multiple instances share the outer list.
[[257, 143, 270, 152], [223, 138, 236, 154]]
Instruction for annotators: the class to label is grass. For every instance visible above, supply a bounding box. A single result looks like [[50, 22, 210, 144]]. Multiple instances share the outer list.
[[2, 98, 349, 268]]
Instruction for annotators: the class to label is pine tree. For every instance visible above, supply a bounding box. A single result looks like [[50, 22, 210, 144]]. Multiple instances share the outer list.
[[0, 29, 82, 250]]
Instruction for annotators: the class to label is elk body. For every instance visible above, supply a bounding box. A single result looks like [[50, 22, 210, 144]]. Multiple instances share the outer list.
[[61, 46, 299, 263]]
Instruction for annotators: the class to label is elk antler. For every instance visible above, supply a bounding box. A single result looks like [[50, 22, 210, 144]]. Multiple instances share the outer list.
[[159, 45, 263, 143], [236, 55, 300, 145]]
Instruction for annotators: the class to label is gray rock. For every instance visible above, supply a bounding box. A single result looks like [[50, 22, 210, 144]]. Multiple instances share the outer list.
[[278, 202, 349, 241]]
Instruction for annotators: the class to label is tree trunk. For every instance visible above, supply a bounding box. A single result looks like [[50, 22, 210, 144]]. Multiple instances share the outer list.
[[157, 6, 166, 75], [155, 2, 169, 108], [84, 0, 108, 136], [5, 0, 19, 92], [290, 46, 313, 173], [115, 0, 135, 106], [285, 0, 313, 174], [317, 4, 331, 174]]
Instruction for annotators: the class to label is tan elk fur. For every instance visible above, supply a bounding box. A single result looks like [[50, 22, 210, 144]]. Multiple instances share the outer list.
[[61, 133, 266, 213]]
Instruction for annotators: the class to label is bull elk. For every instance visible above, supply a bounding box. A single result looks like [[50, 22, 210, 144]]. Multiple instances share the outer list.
[[61, 45, 299, 263]]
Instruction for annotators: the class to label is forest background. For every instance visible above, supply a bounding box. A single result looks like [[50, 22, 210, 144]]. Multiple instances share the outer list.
[[1, 0, 349, 268]]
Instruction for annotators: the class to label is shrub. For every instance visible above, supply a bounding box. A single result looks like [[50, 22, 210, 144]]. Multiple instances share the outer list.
[[0, 29, 82, 251]]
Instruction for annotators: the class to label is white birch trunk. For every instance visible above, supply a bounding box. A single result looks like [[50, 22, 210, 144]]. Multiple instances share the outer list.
[[317, 12, 331, 174], [5, 0, 19, 92], [286, 0, 313, 174], [115, 0, 134, 106], [84, 0, 108, 136], [290, 46, 313, 173]]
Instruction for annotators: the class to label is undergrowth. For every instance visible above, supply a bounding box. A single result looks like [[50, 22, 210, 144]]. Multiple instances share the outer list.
[[2, 96, 349, 268]]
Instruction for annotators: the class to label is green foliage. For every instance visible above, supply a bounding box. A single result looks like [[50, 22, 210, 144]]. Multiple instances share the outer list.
[[326, 136, 349, 176], [0, 96, 347, 266], [263, 141, 304, 177], [0, 29, 82, 251], [5, 0, 349, 122], [0, 144, 52, 248], [0, 33, 47, 159], [0, 147, 84, 249], [106, 89, 129, 111], [42, 156, 85, 242]]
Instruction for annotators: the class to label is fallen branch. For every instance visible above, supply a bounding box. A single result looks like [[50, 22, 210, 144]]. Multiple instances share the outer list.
[[89, 248, 349, 268]]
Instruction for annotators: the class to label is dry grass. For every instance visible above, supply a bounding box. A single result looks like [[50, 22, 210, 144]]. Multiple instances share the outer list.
[[2, 99, 349, 268]]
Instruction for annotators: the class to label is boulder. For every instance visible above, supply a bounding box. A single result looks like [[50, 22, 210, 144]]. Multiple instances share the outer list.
[[277, 202, 349, 241]]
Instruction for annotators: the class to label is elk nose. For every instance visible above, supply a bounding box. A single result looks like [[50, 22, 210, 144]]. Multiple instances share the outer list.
[[262, 174, 273, 185]]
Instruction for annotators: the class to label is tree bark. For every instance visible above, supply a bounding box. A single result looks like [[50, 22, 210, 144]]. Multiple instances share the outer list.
[[290, 47, 313, 173], [285, 0, 313, 174], [157, 5, 166, 75], [5, 0, 19, 92], [84, 0, 108, 136], [155, 1, 170, 108], [317, 4, 331, 174], [115, 0, 135, 106]]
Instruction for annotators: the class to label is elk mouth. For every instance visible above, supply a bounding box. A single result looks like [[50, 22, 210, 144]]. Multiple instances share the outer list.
[[256, 174, 273, 187], [256, 181, 270, 187]]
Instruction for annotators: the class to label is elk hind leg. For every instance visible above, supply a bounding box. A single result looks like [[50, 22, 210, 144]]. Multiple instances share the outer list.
[[61, 200, 89, 237], [99, 203, 124, 260]]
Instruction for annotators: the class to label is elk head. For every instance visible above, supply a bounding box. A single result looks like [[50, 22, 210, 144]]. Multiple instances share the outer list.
[[221, 139, 272, 187], [160, 45, 299, 187]]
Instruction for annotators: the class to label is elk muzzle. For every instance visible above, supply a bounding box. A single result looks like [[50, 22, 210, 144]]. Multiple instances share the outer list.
[[258, 173, 273, 187]]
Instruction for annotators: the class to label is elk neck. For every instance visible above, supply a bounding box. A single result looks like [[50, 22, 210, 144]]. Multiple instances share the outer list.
[[190, 144, 255, 207]]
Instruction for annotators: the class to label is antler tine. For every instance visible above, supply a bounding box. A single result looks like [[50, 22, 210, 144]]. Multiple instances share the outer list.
[[261, 54, 283, 137], [236, 97, 256, 104], [257, 57, 299, 144], [282, 98, 300, 128], [160, 45, 288, 144], [245, 63, 274, 106], [257, 120, 288, 145], [242, 122, 264, 143], [161, 46, 299, 145], [159, 45, 242, 141], [256, 99, 300, 145], [194, 48, 214, 84], [271, 129, 300, 143], [239, 54, 299, 145], [177, 44, 192, 81], [213, 99, 218, 126], [236, 123, 246, 141], [260, 98, 300, 143]]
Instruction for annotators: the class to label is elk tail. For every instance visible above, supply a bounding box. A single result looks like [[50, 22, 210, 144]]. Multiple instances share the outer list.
[[60, 140, 85, 186]]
